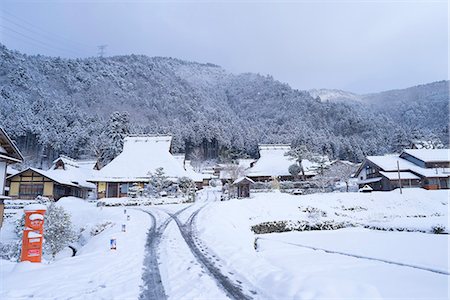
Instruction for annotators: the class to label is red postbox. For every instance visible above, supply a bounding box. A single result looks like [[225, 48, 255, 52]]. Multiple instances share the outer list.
[[20, 204, 47, 263]]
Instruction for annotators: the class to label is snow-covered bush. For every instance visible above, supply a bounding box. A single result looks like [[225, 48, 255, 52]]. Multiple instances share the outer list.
[[14, 216, 25, 238], [127, 183, 143, 198], [43, 203, 77, 259], [252, 182, 272, 190], [431, 224, 446, 234], [147, 167, 174, 197], [35, 195, 51, 205], [288, 164, 301, 179], [301, 206, 327, 221], [209, 179, 219, 188], [90, 221, 114, 236], [251, 220, 352, 234], [0, 241, 22, 262], [178, 176, 196, 194]]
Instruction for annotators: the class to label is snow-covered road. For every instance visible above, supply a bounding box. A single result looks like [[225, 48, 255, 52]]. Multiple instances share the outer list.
[[139, 189, 260, 299]]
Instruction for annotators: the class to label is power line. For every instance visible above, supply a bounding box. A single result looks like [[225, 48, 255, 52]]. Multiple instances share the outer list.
[[1, 9, 92, 51], [0, 24, 84, 57], [1, 14, 88, 55], [0, 30, 63, 56]]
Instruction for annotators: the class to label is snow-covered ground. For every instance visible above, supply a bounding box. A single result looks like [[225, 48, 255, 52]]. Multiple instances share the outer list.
[[1, 197, 151, 299], [195, 189, 449, 299], [1, 189, 449, 299]]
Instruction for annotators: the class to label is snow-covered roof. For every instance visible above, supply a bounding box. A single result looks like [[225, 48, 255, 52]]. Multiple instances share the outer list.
[[0, 127, 23, 163], [402, 149, 450, 163], [246, 144, 318, 177], [367, 155, 412, 172], [172, 154, 215, 182], [357, 177, 382, 184], [246, 144, 293, 177], [238, 159, 255, 169], [8, 167, 95, 189], [6, 166, 19, 176], [233, 176, 255, 185], [53, 155, 98, 171], [366, 155, 450, 178], [91, 136, 189, 182], [379, 171, 420, 180]]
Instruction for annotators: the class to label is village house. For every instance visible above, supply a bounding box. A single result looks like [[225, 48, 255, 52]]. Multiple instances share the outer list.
[[0, 128, 24, 228], [173, 154, 216, 189], [355, 149, 450, 191], [7, 155, 97, 200], [218, 159, 255, 184], [89, 135, 199, 198], [245, 144, 317, 182]]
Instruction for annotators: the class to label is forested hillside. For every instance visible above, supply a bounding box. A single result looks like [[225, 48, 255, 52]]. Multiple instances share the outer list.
[[0, 44, 446, 167], [309, 81, 449, 144]]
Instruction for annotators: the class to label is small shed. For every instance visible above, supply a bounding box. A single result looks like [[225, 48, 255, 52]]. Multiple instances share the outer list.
[[233, 177, 254, 198]]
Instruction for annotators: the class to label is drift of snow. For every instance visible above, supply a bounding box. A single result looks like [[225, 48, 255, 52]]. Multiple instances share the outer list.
[[1, 197, 151, 299]]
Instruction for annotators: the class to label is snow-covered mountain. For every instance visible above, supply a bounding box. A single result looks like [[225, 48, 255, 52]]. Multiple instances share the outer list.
[[0, 44, 447, 166], [310, 81, 449, 140], [308, 88, 362, 103]]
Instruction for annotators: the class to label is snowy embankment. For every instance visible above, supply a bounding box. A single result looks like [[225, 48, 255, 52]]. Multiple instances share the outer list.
[[196, 189, 449, 299], [1, 197, 151, 299]]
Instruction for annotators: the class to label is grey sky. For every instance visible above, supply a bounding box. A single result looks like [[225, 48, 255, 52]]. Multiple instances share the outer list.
[[0, 1, 448, 93]]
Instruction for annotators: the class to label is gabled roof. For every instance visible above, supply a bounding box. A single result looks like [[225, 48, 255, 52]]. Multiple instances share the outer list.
[[246, 144, 318, 178], [246, 144, 293, 177], [362, 154, 450, 178], [0, 128, 23, 163], [401, 149, 450, 163], [48, 155, 97, 189], [91, 135, 188, 182], [233, 176, 255, 185], [52, 155, 97, 171], [8, 167, 95, 189], [379, 171, 420, 180]]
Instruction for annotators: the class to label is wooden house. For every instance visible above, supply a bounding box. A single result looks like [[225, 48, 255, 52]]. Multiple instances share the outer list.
[[233, 177, 254, 198], [89, 136, 192, 198], [7, 156, 96, 200], [0, 128, 24, 228], [355, 149, 450, 191]]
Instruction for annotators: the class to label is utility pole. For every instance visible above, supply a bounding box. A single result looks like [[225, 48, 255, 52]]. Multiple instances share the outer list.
[[397, 160, 402, 194], [98, 44, 107, 57]]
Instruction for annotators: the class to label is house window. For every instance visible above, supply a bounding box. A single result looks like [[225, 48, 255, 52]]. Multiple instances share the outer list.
[[120, 183, 129, 194], [19, 184, 44, 197], [365, 166, 376, 176]]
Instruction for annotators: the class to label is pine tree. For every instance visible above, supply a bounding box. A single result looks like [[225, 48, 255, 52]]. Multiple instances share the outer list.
[[99, 111, 130, 167], [147, 167, 172, 196]]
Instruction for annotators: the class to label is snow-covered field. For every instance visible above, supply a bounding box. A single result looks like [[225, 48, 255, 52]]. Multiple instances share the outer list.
[[1, 189, 448, 299], [196, 189, 449, 299], [1, 197, 151, 299]]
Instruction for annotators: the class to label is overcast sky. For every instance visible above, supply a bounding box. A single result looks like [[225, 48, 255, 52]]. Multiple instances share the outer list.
[[0, 0, 448, 93]]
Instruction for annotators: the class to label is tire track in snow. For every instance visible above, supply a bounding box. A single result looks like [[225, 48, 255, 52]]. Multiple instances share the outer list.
[[169, 206, 257, 300], [138, 205, 193, 300], [258, 238, 450, 276]]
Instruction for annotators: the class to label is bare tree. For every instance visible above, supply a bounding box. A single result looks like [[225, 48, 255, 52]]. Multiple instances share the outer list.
[[190, 148, 203, 172], [323, 161, 357, 192], [223, 163, 245, 182]]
